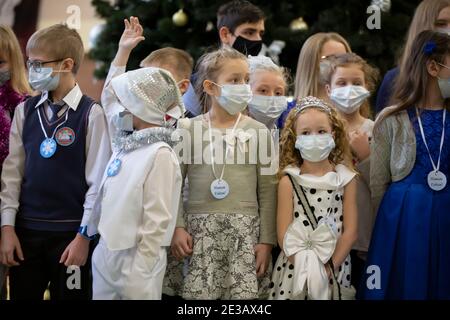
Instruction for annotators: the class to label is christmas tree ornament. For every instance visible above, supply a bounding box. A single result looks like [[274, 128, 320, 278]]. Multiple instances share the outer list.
[[290, 17, 308, 31], [172, 9, 188, 27], [206, 21, 214, 32], [371, 0, 391, 13], [88, 23, 106, 50]]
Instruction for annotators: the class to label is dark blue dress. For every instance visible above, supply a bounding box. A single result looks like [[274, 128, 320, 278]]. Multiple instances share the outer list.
[[360, 108, 450, 300]]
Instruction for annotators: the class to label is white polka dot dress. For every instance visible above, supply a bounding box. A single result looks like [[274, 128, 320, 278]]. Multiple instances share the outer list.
[[268, 164, 355, 300]]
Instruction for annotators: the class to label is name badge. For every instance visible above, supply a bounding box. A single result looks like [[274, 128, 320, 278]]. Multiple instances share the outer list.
[[210, 179, 230, 200]]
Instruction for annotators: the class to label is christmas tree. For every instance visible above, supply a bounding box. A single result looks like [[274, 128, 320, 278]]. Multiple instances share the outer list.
[[90, 0, 421, 81]]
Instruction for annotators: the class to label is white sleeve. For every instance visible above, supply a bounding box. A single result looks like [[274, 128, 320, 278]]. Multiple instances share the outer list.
[[0, 102, 26, 226], [101, 64, 126, 144], [81, 104, 112, 229]]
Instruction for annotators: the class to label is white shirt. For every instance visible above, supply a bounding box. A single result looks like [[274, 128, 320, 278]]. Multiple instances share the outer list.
[[0, 84, 111, 227], [101, 64, 127, 145]]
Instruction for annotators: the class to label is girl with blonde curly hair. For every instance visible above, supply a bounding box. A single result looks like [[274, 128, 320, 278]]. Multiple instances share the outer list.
[[269, 96, 358, 300]]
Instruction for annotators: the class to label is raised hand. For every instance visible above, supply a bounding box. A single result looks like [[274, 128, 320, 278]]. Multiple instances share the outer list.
[[119, 16, 145, 51]]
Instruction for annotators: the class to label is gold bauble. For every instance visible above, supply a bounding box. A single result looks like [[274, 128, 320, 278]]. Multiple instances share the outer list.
[[172, 9, 188, 27], [290, 17, 308, 31]]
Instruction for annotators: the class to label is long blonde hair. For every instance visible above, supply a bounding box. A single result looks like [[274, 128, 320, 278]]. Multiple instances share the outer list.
[[294, 32, 351, 99], [399, 0, 450, 72], [0, 25, 31, 95], [278, 100, 353, 179]]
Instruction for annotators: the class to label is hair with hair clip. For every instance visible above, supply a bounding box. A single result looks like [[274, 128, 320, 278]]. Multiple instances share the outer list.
[[424, 41, 437, 55], [379, 30, 450, 126]]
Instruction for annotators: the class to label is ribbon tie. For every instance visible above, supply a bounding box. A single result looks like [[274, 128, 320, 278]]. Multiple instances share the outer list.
[[223, 128, 253, 158], [283, 219, 337, 300], [49, 102, 65, 122]]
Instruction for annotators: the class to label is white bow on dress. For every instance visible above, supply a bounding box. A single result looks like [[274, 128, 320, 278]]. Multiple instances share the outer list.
[[283, 219, 337, 300]]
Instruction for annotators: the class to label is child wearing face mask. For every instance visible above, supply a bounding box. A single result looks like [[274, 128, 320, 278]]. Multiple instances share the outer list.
[[269, 96, 357, 300], [101, 16, 193, 139], [0, 24, 111, 300], [164, 47, 277, 299], [325, 53, 379, 290], [86, 67, 183, 300], [277, 32, 352, 129], [247, 55, 289, 130], [0, 25, 32, 300], [182, 0, 266, 118], [360, 31, 450, 300]]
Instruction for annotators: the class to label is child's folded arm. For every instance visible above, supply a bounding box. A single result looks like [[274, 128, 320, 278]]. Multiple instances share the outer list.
[[0, 102, 26, 227]]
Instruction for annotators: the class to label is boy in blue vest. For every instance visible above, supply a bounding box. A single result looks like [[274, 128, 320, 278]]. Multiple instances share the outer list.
[[0, 24, 111, 300]]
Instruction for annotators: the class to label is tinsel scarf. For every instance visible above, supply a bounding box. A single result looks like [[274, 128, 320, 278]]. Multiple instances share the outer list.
[[112, 126, 176, 153]]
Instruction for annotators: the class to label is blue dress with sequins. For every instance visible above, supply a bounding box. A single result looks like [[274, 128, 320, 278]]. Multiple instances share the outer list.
[[360, 109, 450, 300]]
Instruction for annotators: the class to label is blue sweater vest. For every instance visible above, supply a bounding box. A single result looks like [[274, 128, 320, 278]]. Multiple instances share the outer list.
[[17, 94, 95, 231]]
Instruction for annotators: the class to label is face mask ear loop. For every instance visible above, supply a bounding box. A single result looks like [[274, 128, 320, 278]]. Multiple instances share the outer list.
[[54, 59, 73, 75], [206, 80, 222, 98]]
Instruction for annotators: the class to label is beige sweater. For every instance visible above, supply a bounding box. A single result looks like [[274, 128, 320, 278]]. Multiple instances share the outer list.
[[370, 106, 417, 216], [175, 115, 278, 245]]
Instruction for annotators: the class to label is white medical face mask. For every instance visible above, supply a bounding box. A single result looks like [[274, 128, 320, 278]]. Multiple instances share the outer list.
[[438, 63, 450, 99], [436, 27, 450, 36], [295, 133, 336, 162], [211, 82, 253, 115], [248, 95, 287, 127], [330, 85, 370, 114], [113, 110, 134, 132]]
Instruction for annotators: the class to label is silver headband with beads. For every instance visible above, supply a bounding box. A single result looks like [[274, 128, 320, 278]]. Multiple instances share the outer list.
[[294, 96, 332, 115]]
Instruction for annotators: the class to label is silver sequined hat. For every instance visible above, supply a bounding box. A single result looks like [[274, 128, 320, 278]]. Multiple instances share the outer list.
[[111, 67, 185, 125]]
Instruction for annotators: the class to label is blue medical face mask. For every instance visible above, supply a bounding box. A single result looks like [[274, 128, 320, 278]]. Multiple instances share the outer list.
[[0, 70, 11, 87], [28, 61, 66, 92]]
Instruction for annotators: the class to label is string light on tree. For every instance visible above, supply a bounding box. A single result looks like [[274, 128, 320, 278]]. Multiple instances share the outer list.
[[172, 9, 188, 27], [371, 0, 391, 12], [206, 21, 214, 32]]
